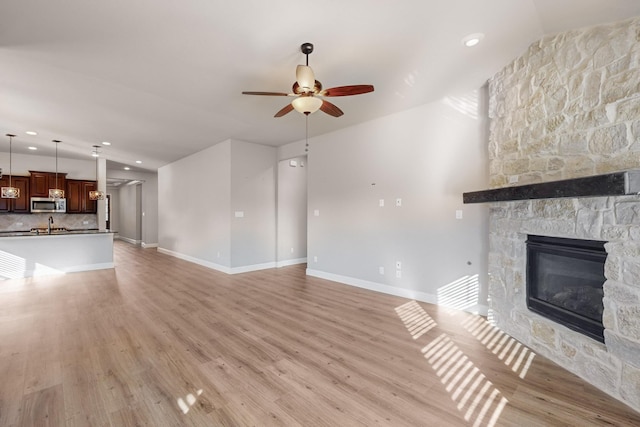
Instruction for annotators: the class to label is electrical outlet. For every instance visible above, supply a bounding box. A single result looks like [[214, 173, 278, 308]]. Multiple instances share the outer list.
[[234, 211, 244, 218], [16, 222, 23, 226], [396, 270, 402, 278], [379, 266, 385, 275], [314, 256, 318, 263], [83, 221, 89, 225]]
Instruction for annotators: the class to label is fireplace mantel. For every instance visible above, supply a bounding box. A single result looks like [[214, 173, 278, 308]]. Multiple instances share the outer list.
[[463, 170, 640, 204]]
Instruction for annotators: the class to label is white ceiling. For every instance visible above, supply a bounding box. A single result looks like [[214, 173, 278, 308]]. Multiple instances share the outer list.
[[1, 0, 639, 172]]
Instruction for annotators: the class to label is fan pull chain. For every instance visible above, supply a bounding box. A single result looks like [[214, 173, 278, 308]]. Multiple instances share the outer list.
[[305, 114, 309, 153]]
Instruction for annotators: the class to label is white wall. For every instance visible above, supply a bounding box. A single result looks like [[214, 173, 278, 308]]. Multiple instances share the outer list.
[[297, 88, 490, 313], [140, 175, 158, 246], [277, 156, 307, 266], [0, 152, 96, 179], [117, 183, 140, 242], [108, 187, 120, 233], [229, 140, 277, 268], [158, 141, 232, 268]]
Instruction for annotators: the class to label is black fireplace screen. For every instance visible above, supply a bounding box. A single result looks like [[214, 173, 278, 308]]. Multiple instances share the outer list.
[[526, 235, 606, 342]]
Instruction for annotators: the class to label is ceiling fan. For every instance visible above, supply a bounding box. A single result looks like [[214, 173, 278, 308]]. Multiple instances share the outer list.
[[242, 42, 374, 118]]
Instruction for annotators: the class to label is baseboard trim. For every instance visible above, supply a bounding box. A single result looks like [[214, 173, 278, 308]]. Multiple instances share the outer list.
[[157, 248, 279, 275], [141, 242, 159, 248], [157, 247, 232, 274], [276, 257, 307, 268], [116, 236, 141, 245], [230, 262, 277, 274], [63, 262, 115, 273], [306, 269, 489, 316]]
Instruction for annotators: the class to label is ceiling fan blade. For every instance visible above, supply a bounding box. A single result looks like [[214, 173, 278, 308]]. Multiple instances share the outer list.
[[320, 100, 344, 117], [296, 65, 315, 92], [274, 103, 295, 117], [242, 91, 290, 96], [320, 85, 374, 97]]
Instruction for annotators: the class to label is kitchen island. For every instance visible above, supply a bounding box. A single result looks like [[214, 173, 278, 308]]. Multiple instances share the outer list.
[[0, 230, 115, 279]]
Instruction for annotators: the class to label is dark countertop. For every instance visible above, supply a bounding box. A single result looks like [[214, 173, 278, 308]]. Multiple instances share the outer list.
[[0, 229, 117, 237]]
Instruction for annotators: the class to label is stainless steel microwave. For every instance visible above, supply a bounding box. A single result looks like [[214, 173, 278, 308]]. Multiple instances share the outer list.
[[30, 197, 67, 213]]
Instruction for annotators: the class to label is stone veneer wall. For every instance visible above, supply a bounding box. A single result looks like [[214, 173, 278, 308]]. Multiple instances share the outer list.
[[488, 17, 640, 411]]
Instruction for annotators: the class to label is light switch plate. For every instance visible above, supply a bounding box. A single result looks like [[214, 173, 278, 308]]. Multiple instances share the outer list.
[[314, 209, 320, 216], [234, 211, 244, 218], [396, 198, 402, 207]]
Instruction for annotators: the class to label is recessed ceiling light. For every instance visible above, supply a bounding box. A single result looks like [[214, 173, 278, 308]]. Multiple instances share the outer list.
[[462, 33, 484, 47], [124, 167, 130, 170], [135, 160, 142, 164], [102, 141, 111, 146], [28, 146, 37, 150], [25, 131, 38, 136]]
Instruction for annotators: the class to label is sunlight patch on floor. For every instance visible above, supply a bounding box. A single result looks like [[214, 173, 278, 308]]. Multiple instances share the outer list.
[[395, 301, 508, 426], [177, 389, 203, 414], [395, 300, 437, 340], [423, 334, 508, 427], [461, 315, 535, 379]]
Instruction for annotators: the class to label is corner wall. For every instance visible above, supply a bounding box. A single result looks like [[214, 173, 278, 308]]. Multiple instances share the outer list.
[[158, 139, 277, 273]]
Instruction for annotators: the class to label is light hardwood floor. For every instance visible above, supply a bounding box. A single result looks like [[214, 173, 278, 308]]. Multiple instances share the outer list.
[[1, 241, 639, 426]]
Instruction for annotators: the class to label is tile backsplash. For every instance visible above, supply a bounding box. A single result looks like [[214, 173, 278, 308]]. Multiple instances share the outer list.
[[0, 213, 98, 231]]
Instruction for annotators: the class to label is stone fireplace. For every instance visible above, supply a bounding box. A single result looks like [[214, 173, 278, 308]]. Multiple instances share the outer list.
[[481, 16, 640, 412]]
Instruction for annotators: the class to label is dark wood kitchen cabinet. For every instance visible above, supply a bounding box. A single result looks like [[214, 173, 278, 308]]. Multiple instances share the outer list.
[[0, 176, 30, 213], [66, 179, 97, 213], [29, 171, 67, 198]]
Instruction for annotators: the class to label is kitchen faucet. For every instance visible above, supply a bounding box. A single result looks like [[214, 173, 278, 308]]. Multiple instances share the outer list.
[[48, 216, 54, 234]]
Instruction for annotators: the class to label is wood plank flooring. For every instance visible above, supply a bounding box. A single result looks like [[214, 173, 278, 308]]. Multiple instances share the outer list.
[[1, 241, 639, 426]]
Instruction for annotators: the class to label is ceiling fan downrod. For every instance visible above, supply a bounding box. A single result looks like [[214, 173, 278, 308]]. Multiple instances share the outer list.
[[301, 42, 313, 66]]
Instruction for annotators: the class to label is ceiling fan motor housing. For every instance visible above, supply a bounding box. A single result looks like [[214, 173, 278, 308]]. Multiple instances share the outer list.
[[301, 43, 314, 55]]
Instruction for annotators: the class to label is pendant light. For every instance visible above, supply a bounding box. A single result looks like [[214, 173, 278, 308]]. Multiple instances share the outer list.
[[1, 134, 20, 199], [89, 145, 105, 200], [48, 139, 65, 199]]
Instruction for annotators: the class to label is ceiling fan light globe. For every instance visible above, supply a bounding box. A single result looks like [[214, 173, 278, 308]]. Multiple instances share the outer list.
[[296, 65, 315, 93], [292, 96, 322, 115]]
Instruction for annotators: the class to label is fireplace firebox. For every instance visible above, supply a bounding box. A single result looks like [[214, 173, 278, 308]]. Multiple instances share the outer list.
[[526, 235, 606, 342]]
